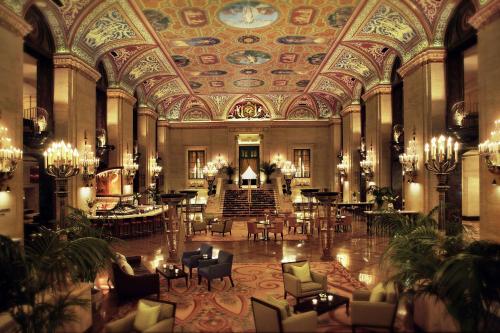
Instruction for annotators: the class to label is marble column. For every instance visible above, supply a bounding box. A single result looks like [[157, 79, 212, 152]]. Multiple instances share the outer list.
[[0, 5, 31, 239], [341, 104, 361, 201], [53, 54, 100, 211], [363, 85, 393, 187], [398, 49, 447, 213], [137, 106, 158, 193], [470, 3, 500, 242], [329, 118, 342, 193], [106, 88, 135, 167]]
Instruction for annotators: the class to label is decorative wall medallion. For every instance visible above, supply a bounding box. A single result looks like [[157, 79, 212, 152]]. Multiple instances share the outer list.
[[362, 4, 416, 44], [228, 101, 270, 119], [240, 68, 258, 75], [210, 81, 224, 87], [307, 53, 326, 65], [234, 79, 265, 87], [181, 8, 208, 27], [238, 35, 260, 44], [290, 7, 316, 25], [143, 9, 170, 31], [271, 69, 294, 75], [128, 55, 162, 81], [277, 36, 325, 45], [288, 107, 316, 120], [226, 50, 271, 65], [109, 45, 150, 71], [184, 109, 210, 121], [296, 80, 310, 87], [84, 9, 136, 49], [218, 2, 279, 29], [201, 70, 227, 76], [199, 54, 219, 64], [189, 81, 202, 89], [334, 52, 372, 79], [279, 53, 298, 63], [173, 37, 220, 47], [327, 7, 354, 28], [172, 55, 190, 67], [273, 80, 288, 86]]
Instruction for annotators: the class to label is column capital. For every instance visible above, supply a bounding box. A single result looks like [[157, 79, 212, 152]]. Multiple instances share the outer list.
[[157, 120, 170, 127], [361, 84, 392, 102], [340, 104, 361, 117], [329, 118, 342, 125], [107, 88, 136, 105], [469, 1, 500, 30], [53, 54, 101, 82], [138, 106, 158, 120], [397, 48, 446, 79], [0, 3, 32, 37]]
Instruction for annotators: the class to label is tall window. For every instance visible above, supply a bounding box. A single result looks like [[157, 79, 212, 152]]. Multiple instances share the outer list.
[[294, 149, 310, 178], [188, 150, 205, 179]]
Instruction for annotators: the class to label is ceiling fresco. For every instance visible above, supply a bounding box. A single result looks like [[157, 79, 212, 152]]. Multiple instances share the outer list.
[[8, 0, 464, 121]]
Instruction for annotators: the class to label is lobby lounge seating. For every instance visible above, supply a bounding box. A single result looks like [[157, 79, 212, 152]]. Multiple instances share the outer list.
[[198, 250, 234, 291], [105, 298, 176, 333], [351, 282, 398, 332], [182, 243, 213, 278], [247, 221, 263, 240], [251, 296, 317, 333], [112, 255, 160, 300], [211, 219, 233, 236], [268, 220, 284, 240], [282, 261, 327, 301], [192, 220, 208, 234]]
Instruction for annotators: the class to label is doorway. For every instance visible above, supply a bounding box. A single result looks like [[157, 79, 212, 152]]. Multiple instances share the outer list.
[[239, 146, 259, 187]]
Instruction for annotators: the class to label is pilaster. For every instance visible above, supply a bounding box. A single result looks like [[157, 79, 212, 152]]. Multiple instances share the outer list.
[[341, 105, 361, 201], [137, 106, 158, 192], [329, 119, 342, 193]]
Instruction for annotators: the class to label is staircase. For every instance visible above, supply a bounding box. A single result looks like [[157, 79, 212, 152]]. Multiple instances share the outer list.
[[222, 189, 279, 217]]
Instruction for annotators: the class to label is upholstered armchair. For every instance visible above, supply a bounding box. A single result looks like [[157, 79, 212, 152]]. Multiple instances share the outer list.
[[251, 297, 317, 333], [105, 299, 176, 333], [197, 250, 234, 291], [351, 282, 398, 332], [211, 219, 233, 236], [181, 243, 213, 278], [112, 256, 160, 300], [281, 261, 327, 301], [192, 220, 208, 234]]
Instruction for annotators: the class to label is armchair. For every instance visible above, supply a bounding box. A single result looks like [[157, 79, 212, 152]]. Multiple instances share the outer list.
[[105, 298, 176, 333], [112, 256, 160, 300], [351, 282, 398, 332], [198, 250, 234, 291], [281, 261, 327, 301], [251, 297, 317, 333], [211, 219, 233, 236], [192, 220, 208, 234], [181, 243, 213, 278]]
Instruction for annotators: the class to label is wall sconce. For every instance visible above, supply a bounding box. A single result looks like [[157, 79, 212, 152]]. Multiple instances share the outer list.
[[336, 151, 347, 183], [23, 96, 49, 148], [214, 153, 227, 170], [360, 143, 374, 181], [399, 129, 418, 183], [0, 127, 23, 192], [203, 161, 218, 196], [273, 153, 284, 169], [95, 128, 115, 158], [80, 132, 99, 187], [150, 154, 162, 181], [392, 124, 404, 153], [123, 144, 138, 183], [478, 119, 500, 174], [281, 160, 296, 195]]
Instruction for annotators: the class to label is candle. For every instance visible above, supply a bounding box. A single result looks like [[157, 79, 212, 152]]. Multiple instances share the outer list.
[[328, 294, 334, 302], [424, 143, 429, 161], [454, 141, 459, 161], [312, 298, 318, 306], [431, 137, 437, 160], [447, 137, 452, 159]]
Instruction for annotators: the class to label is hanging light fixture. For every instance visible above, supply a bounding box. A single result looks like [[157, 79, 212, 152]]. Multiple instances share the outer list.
[[399, 128, 418, 183], [0, 127, 23, 192], [478, 119, 500, 174], [80, 131, 99, 187]]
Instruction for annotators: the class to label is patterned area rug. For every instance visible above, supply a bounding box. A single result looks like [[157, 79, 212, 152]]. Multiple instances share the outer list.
[[110, 261, 366, 332], [191, 222, 308, 242]]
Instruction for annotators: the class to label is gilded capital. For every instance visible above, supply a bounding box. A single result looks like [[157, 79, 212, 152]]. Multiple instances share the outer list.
[[138, 107, 158, 120], [340, 104, 361, 117], [53, 54, 101, 82], [361, 84, 392, 102], [397, 49, 446, 79], [107, 88, 136, 106]]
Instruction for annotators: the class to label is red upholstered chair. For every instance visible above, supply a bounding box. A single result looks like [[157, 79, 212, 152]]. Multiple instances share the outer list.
[[269, 221, 284, 240], [247, 222, 263, 240], [287, 216, 299, 234]]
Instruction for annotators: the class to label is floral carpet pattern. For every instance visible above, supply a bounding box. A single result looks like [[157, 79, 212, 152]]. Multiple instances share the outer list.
[[111, 261, 366, 332]]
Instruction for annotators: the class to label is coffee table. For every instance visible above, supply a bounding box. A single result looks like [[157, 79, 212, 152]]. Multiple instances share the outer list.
[[294, 293, 349, 316], [156, 265, 188, 291]]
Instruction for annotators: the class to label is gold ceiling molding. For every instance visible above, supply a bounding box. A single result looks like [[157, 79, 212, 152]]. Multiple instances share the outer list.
[[361, 84, 392, 101], [137, 106, 158, 119], [0, 3, 32, 37], [469, 0, 500, 30], [340, 104, 361, 117], [106, 88, 136, 106], [397, 48, 446, 78], [53, 54, 101, 82]]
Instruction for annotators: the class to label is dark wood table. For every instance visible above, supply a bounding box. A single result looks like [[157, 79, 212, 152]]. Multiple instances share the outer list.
[[294, 292, 350, 316], [156, 265, 188, 291]]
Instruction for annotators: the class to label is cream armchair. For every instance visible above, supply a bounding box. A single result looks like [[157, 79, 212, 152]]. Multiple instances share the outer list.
[[351, 282, 398, 332], [251, 297, 317, 333], [281, 261, 327, 301], [105, 299, 176, 333]]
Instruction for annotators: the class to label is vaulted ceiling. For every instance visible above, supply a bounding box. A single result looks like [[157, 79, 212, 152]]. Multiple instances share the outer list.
[[6, 0, 475, 121]]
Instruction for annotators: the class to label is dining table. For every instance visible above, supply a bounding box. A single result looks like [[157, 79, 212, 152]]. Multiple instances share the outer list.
[[257, 220, 273, 240]]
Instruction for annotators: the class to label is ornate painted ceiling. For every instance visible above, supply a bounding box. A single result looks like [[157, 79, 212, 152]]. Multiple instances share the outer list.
[[4, 0, 472, 121]]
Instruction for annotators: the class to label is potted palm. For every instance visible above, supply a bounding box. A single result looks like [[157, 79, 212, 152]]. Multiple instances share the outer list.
[[221, 163, 236, 184], [260, 161, 277, 184]]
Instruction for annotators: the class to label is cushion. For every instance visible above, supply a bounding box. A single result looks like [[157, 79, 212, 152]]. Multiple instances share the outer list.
[[385, 282, 398, 304], [266, 296, 291, 319], [369, 282, 387, 302], [133, 300, 161, 332], [120, 259, 134, 276], [291, 262, 312, 283], [300, 281, 323, 293]]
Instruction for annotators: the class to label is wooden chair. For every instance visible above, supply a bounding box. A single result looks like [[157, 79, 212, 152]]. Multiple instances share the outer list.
[[287, 216, 299, 234], [247, 222, 263, 240], [268, 221, 284, 240]]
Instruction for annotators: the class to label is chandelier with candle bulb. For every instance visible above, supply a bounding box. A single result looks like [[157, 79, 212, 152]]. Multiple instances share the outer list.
[[150, 155, 162, 180], [80, 132, 99, 186], [399, 129, 418, 183], [123, 145, 139, 182], [360, 143, 374, 181], [44, 140, 80, 178], [203, 161, 218, 196], [336, 151, 347, 183], [281, 160, 296, 195], [0, 127, 23, 191], [478, 119, 500, 174], [214, 154, 227, 170]]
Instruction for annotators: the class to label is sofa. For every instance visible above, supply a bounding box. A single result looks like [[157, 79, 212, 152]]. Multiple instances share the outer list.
[[112, 255, 160, 300]]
